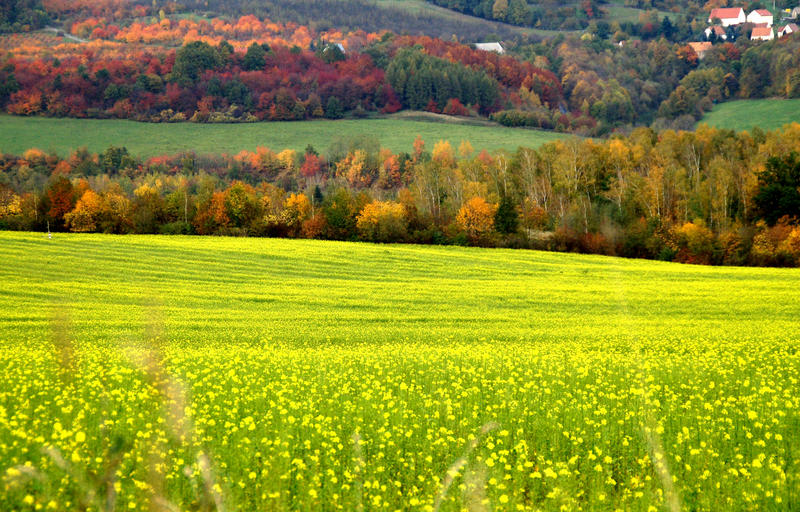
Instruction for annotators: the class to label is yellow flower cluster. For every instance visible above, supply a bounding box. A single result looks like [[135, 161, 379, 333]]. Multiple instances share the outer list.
[[1, 341, 797, 510]]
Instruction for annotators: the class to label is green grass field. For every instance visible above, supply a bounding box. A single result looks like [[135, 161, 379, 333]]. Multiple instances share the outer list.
[[698, 99, 800, 132], [0, 114, 566, 158], [372, 0, 574, 37], [1, 232, 798, 511]]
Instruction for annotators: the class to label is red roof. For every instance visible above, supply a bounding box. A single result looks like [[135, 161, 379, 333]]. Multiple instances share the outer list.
[[709, 26, 726, 35], [688, 42, 712, 54], [709, 7, 744, 20], [754, 9, 771, 16], [751, 26, 773, 37]]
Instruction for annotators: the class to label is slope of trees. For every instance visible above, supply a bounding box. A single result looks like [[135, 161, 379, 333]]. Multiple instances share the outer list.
[[3, 5, 798, 132], [177, 0, 530, 42], [1, 0, 48, 33], [2, 124, 800, 266], [518, 33, 800, 133], [386, 48, 500, 113], [1, 29, 570, 123], [1, 39, 394, 121]]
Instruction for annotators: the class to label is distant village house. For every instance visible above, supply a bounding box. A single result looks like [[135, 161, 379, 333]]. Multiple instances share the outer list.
[[473, 42, 504, 54], [747, 9, 774, 26], [704, 7, 784, 42], [778, 23, 798, 37], [751, 26, 774, 40], [704, 25, 727, 40], [688, 42, 713, 59], [708, 7, 746, 26]]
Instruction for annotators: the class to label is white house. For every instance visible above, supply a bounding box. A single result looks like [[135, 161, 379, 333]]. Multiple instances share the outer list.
[[778, 23, 799, 37], [704, 25, 728, 40], [474, 42, 504, 54], [751, 26, 774, 40], [708, 7, 746, 26], [747, 9, 774, 26], [791, 6, 800, 19]]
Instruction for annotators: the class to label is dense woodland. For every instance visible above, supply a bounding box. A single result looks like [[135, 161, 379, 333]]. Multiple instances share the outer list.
[[0, 32, 570, 124], [1, 1, 798, 134], [510, 34, 800, 131], [0, 0, 48, 33], [2, 125, 800, 266]]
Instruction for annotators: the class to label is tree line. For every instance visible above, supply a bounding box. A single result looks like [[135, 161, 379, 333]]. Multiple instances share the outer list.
[[2, 124, 800, 266]]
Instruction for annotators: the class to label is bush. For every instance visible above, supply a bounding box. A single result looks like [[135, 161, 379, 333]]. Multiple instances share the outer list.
[[490, 108, 554, 129], [356, 200, 407, 242], [159, 221, 193, 234]]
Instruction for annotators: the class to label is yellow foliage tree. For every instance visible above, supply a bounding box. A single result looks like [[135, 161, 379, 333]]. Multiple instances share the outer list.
[[65, 190, 105, 232], [456, 196, 497, 238], [356, 200, 407, 242], [673, 221, 715, 264], [458, 140, 474, 159], [432, 140, 455, 169], [777, 228, 800, 263], [284, 192, 311, 231], [336, 150, 370, 188], [0, 190, 22, 219], [276, 149, 297, 171]]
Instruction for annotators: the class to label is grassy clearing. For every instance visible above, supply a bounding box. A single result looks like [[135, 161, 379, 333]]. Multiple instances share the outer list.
[[698, 99, 800, 132], [0, 114, 566, 157], [370, 0, 572, 37], [0, 232, 798, 510], [603, 0, 680, 22]]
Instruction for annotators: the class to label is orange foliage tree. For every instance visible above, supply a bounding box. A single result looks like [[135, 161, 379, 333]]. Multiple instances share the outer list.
[[456, 196, 497, 239]]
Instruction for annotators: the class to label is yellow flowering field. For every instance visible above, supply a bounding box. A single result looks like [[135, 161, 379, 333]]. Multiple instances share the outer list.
[[0, 231, 798, 511]]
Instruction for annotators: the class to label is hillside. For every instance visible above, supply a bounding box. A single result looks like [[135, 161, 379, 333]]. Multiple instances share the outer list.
[[698, 99, 800, 132], [148, 0, 548, 42], [3, 1, 799, 135], [0, 113, 566, 156]]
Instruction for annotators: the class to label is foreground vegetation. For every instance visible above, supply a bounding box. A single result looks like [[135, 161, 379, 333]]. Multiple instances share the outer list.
[[698, 99, 800, 133], [1, 232, 798, 510], [0, 114, 564, 156]]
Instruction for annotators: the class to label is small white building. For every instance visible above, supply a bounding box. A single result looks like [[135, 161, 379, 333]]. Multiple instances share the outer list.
[[778, 23, 799, 37], [747, 9, 774, 26], [751, 26, 774, 40], [704, 25, 728, 40], [474, 42, 505, 54], [791, 6, 800, 19], [708, 7, 746, 26]]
